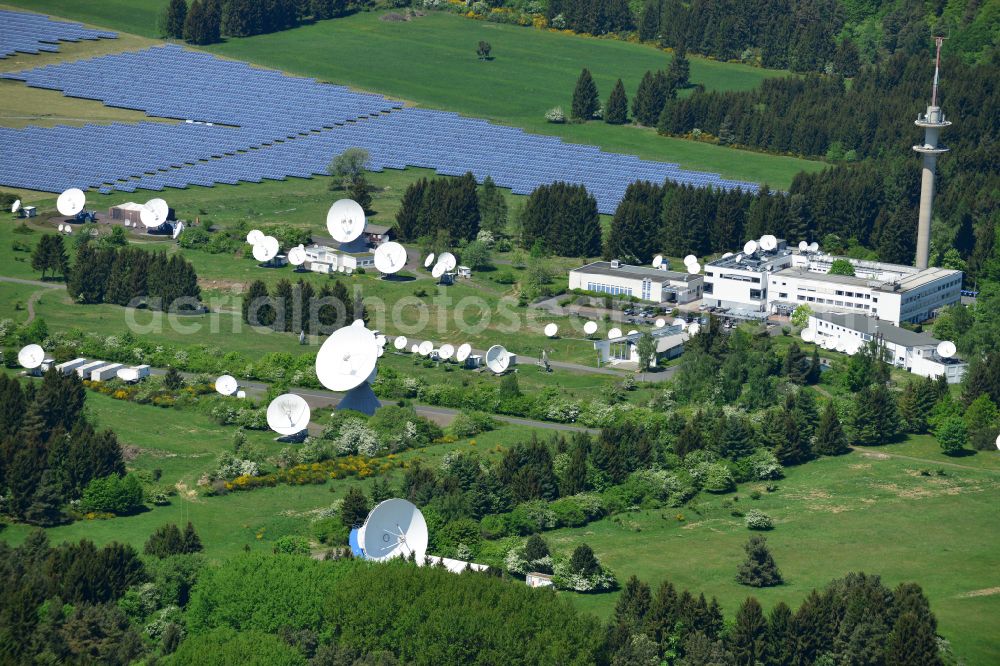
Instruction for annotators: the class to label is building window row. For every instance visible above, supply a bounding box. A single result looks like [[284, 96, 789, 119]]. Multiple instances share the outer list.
[[587, 282, 633, 297]]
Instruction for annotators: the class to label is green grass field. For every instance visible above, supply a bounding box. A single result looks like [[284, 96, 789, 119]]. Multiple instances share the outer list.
[[546, 437, 1000, 664], [2, 2, 822, 188]]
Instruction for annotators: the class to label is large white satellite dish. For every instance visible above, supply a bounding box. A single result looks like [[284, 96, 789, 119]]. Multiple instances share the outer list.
[[56, 188, 85, 216], [215, 374, 238, 396], [418, 340, 434, 356], [266, 393, 311, 436], [12, 199, 22, 213], [253, 235, 280, 262], [798, 240, 808, 252], [800, 328, 816, 343], [655, 318, 666, 328], [247, 229, 265, 245], [937, 341, 956, 359], [287, 245, 306, 266], [544, 323, 558, 338], [683, 254, 698, 267], [583, 321, 598, 336], [809, 242, 820, 253], [315, 325, 379, 392], [393, 335, 408, 351], [760, 235, 778, 251], [743, 240, 758, 256], [438, 344, 455, 360], [437, 252, 457, 272], [139, 203, 166, 228], [688, 262, 701, 275], [652, 255, 663, 268], [423, 253, 436, 269], [145, 198, 169, 222], [687, 322, 701, 336], [17, 344, 45, 369], [456, 343, 472, 362], [360, 499, 428, 562], [327, 199, 366, 243], [485, 345, 510, 374], [608, 327, 623, 339], [431, 263, 447, 279], [374, 241, 407, 275]]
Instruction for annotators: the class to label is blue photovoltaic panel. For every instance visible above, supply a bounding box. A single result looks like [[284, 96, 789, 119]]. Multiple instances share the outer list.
[[0, 44, 761, 212], [0, 9, 116, 59]]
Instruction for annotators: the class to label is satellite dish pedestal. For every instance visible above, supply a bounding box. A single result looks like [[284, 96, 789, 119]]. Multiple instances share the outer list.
[[275, 428, 309, 443], [337, 382, 381, 416]]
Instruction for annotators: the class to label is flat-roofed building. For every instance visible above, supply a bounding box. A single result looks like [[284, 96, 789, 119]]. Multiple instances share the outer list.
[[703, 240, 795, 311], [569, 260, 703, 304]]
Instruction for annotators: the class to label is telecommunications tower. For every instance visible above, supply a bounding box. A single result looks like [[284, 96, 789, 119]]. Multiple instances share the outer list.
[[913, 37, 951, 270]]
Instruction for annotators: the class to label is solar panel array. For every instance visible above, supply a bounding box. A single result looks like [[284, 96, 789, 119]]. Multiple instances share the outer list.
[[1, 44, 759, 211], [0, 9, 116, 59]]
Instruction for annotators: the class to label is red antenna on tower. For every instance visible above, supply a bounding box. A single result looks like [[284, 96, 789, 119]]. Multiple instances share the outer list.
[[931, 36, 944, 107]]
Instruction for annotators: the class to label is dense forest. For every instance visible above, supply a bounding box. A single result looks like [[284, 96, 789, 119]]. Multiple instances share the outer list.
[[66, 243, 201, 311]]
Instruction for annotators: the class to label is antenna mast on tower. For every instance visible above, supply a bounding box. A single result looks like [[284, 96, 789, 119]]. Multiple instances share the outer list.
[[912, 37, 951, 270]]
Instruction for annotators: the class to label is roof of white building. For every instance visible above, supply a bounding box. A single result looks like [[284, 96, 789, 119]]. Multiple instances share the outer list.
[[572, 261, 700, 284], [812, 312, 940, 348]]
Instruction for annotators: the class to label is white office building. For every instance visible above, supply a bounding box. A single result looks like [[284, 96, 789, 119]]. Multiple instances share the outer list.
[[303, 244, 374, 274], [569, 260, 703, 304], [703, 240, 795, 312], [807, 312, 967, 383]]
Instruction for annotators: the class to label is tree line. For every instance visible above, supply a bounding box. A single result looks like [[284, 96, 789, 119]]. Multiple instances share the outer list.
[[242, 277, 367, 334], [394, 172, 481, 244], [67, 244, 201, 310], [0, 372, 125, 526]]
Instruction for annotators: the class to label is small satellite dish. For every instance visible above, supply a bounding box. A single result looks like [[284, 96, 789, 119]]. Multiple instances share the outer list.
[[800, 328, 816, 343], [65, 226, 72, 235], [456, 343, 472, 362], [215, 374, 238, 396], [410, 344, 419, 353], [608, 327, 623, 339], [721, 252, 733, 259], [937, 341, 956, 358], [655, 318, 666, 328], [485, 345, 511, 374], [375, 334, 387, 348], [423, 253, 436, 268], [583, 321, 598, 336], [845, 340, 861, 356], [56, 188, 85, 216], [236, 390, 247, 399], [359, 499, 428, 562], [327, 199, 366, 243], [418, 340, 433, 356], [439, 344, 455, 360], [316, 325, 379, 392], [374, 241, 407, 275], [743, 240, 758, 255], [139, 203, 166, 228], [17, 344, 45, 369], [760, 235, 777, 251], [672, 317, 687, 330], [57, 224, 65, 232], [683, 254, 698, 267], [12, 199, 22, 213], [995, 433, 1000, 451], [798, 240, 808, 251], [377, 346, 385, 358], [123, 220, 131, 228], [627, 329, 639, 336], [688, 262, 701, 275], [287, 245, 306, 266], [145, 198, 169, 222], [809, 242, 820, 253], [431, 263, 446, 279], [437, 252, 457, 272], [393, 335, 408, 351], [652, 255, 663, 268], [544, 323, 558, 338], [266, 393, 311, 436], [687, 323, 701, 336], [247, 229, 265, 245]]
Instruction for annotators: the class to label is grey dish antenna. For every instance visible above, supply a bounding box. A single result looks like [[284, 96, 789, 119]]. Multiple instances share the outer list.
[[360, 499, 428, 562], [18, 344, 45, 369], [316, 325, 379, 392], [374, 241, 407, 275], [485, 345, 511, 374], [266, 393, 311, 436], [215, 374, 238, 396], [57, 188, 85, 216], [327, 199, 366, 243]]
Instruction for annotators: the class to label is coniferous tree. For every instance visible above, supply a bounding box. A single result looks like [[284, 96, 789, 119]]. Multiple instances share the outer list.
[[568, 543, 601, 577], [613, 575, 652, 631], [851, 383, 900, 446], [561, 443, 589, 495], [67, 243, 112, 304], [765, 601, 795, 666], [350, 175, 372, 214], [736, 535, 782, 587], [814, 401, 849, 455], [271, 279, 294, 332], [668, 44, 690, 88], [182, 521, 203, 553], [605, 78, 628, 124], [340, 486, 369, 528], [728, 597, 767, 665], [773, 408, 811, 465], [478, 176, 508, 235], [605, 180, 663, 262], [243, 279, 271, 326], [783, 342, 808, 384], [31, 235, 68, 280], [144, 523, 184, 558], [631, 71, 656, 125], [571, 68, 600, 121], [161, 0, 188, 39], [637, 1, 659, 41], [395, 178, 426, 241]]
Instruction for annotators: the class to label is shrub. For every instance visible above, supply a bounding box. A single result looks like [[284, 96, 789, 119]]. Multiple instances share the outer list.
[[701, 462, 736, 493], [544, 106, 566, 123], [272, 535, 311, 555], [745, 509, 774, 530], [449, 410, 498, 438], [80, 473, 144, 515]]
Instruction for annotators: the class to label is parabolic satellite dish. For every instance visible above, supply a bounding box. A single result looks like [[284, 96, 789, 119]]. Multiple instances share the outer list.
[[608, 327, 623, 339], [393, 335, 408, 351], [287, 245, 306, 266], [57, 224, 65, 232], [431, 263, 446, 279], [544, 323, 558, 338], [687, 323, 701, 336], [683, 254, 698, 267], [359, 498, 428, 562], [485, 345, 510, 374], [798, 240, 808, 252], [140, 203, 167, 228], [437, 252, 457, 272], [672, 317, 687, 330], [12, 199, 21, 213], [809, 241, 820, 253], [375, 334, 387, 348], [800, 328, 816, 343], [835, 338, 847, 353], [734, 253, 743, 263], [688, 262, 701, 275], [145, 198, 169, 222], [410, 344, 419, 353], [438, 344, 455, 360], [215, 374, 238, 396], [17, 344, 44, 369], [247, 229, 265, 245], [327, 199, 366, 243], [252, 236, 280, 262], [418, 340, 434, 356], [721, 252, 733, 259], [627, 329, 639, 336], [56, 188, 85, 216], [654, 318, 666, 328], [583, 321, 598, 336], [266, 393, 311, 436], [374, 241, 407, 275], [423, 253, 435, 269], [652, 255, 663, 269], [236, 390, 247, 399], [743, 240, 758, 256], [316, 325, 379, 392], [937, 341, 957, 359], [456, 343, 472, 362], [760, 235, 778, 251]]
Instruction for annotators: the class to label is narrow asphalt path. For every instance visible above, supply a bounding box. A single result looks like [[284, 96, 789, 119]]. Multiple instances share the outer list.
[[0, 275, 65, 289]]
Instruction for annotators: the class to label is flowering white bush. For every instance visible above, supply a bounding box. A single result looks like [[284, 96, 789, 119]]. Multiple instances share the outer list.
[[747, 449, 784, 480], [545, 400, 580, 422], [213, 451, 259, 480], [552, 560, 617, 592], [545, 106, 566, 123], [104, 335, 121, 349], [337, 418, 381, 456], [745, 509, 774, 530]]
